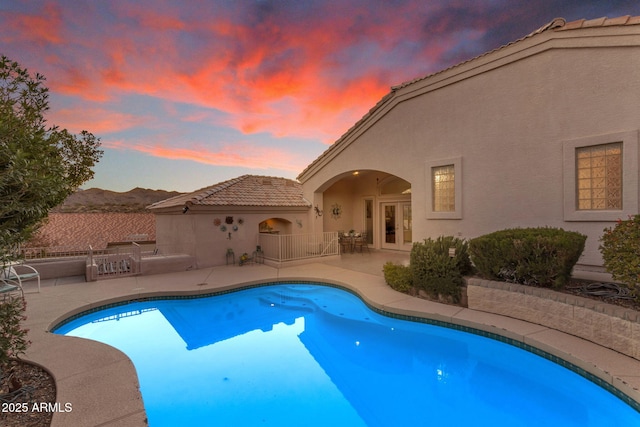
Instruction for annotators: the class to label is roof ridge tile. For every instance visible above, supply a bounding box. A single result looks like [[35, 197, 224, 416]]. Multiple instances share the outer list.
[[603, 16, 631, 26], [582, 17, 607, 27], [558, 15, 640, 31]]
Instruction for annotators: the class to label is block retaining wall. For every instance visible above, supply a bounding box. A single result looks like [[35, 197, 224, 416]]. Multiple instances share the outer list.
[[466, 277, 640, 361]]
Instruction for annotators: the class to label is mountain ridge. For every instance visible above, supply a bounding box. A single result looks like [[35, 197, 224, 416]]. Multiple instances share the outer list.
[[52, 187, 184, 213]]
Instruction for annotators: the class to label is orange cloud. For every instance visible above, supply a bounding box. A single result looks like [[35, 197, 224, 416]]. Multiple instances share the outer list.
[[1, 1, 501, 159], [47, 108, 150, 135], [106, 139, 304, 173], [7, 2, 401, 145], [49, 66, 108, 101], [45, 5, 381, 138], [0, 1, 64, 45]]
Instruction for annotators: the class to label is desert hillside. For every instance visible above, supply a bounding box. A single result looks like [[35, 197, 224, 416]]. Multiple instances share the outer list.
[[52, 187, 183, 213]]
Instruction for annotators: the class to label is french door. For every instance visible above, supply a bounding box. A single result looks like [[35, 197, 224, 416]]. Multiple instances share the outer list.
[[381, 202, 412, 250]]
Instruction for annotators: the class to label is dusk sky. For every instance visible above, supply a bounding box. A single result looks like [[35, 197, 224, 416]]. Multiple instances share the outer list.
[[2, 1, 640, 192]]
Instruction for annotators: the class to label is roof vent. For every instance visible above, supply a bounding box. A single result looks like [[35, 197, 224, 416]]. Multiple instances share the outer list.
[[262, 178, 272, 185]]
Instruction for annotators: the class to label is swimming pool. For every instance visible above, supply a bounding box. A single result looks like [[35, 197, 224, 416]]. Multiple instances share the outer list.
[[54, 283, 640, 426]]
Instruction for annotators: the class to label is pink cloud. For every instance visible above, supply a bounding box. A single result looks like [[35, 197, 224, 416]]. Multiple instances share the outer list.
[[0, 1, 531, 171], [47, 107, 150, 135], [105, 139, 304, 172], [0, 1, 64, 45], [52, 4, 398, 133], [3, 2, 425, 145]]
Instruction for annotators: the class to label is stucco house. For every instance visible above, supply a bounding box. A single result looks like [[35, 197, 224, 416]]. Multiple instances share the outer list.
[[152, 16, 640, 273], [297, 15, 640, 274]]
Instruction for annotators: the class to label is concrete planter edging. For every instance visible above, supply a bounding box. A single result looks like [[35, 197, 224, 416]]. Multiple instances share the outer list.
[[466, 277, 640, 361]]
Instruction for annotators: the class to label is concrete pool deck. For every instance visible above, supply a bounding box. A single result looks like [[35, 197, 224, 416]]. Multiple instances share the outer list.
[[20, 251, 640, 426]]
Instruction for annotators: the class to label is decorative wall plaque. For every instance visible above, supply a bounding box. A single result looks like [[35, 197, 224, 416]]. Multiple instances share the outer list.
[[331, 203, 342, 219]]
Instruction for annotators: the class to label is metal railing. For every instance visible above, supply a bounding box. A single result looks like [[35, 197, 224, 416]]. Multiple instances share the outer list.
[[88, 243, 142, 280], [258, 232, 339, 262], [20, 243, 183, 260], [19, 246, 92, 260]]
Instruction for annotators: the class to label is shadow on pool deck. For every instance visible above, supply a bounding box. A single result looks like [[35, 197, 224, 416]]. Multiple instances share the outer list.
[[22, 250, 640, 426]]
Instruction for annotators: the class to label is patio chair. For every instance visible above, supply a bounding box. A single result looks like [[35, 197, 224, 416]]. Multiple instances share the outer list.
[[0, 277, 23, 299], [353, 232, 370, 253], [1, 263, 40, 293], [339, 233, 352, 253]]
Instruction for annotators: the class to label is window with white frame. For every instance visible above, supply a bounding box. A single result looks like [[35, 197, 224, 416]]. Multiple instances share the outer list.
[[563, 131, 638, 221], [426, 157, 462, 219]]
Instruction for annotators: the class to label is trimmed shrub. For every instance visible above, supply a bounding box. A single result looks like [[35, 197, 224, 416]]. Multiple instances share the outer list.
[[410, 236, 472, 303], [382, 262, 413, 293], [469, 227, 586, 288], [600, 215, 640, 296]]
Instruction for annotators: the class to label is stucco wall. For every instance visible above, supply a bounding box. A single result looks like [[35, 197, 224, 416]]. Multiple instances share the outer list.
[[323, 179, 356, 231], [322, 175, 383, 233], [155, 209, 310, 268], [300, 28, 640, 267]]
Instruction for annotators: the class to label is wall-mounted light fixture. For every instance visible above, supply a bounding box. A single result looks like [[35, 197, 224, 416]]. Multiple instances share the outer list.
[[182, 205, 190, 214]]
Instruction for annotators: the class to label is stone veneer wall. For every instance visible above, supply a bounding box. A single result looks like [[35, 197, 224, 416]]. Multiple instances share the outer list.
[[466, 277, 640, 361]]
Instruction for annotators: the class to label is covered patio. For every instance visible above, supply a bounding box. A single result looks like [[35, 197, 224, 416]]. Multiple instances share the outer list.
[[305, 170, 413, 253]]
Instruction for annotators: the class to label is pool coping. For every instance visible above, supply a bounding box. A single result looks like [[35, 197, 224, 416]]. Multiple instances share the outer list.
[[21, 262, 640, 426]]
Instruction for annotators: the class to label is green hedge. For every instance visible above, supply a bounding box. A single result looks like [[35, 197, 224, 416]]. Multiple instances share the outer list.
[[382, 262, 413, 293], [468, 227, 586, 288], [600, 215, 640, 296], [409, 236, 472, 303]]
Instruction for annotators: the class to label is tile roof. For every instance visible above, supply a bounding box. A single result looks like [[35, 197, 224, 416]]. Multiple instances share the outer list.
[[391, 15, 640, 91], [147, 175, 310, 210], [557, 15, 640, 30], [297, 15, 640, 181], [27, 213, 156, 249]]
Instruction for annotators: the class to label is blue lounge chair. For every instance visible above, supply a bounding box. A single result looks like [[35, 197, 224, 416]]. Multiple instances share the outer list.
[[0, 277, 23, 298], [1, 263, 40, 293]]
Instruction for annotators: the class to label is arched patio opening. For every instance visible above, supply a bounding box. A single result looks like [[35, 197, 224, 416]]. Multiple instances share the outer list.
[[259, 218, 293, 235], [318, 170, 411, 251]]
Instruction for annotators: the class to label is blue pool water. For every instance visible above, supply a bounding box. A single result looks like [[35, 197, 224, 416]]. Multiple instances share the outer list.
[[54, 284, 639, 426]]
